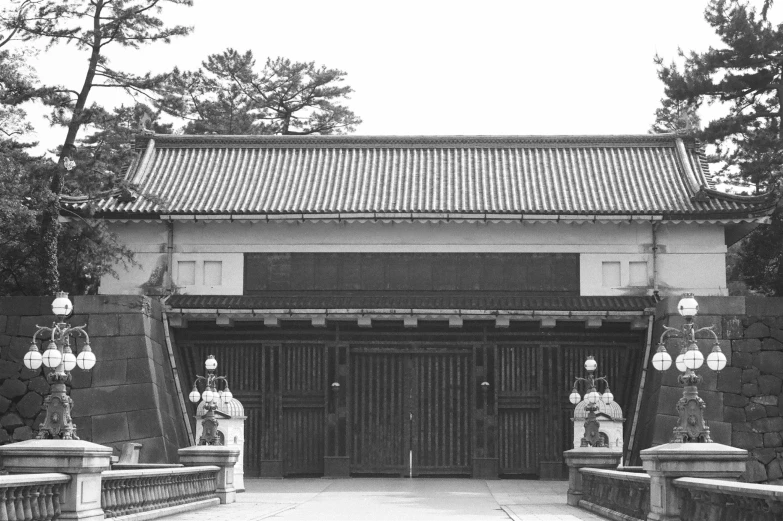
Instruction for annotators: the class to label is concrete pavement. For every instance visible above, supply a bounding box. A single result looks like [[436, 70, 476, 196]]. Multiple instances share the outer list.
[[160, 478, 605, 521]]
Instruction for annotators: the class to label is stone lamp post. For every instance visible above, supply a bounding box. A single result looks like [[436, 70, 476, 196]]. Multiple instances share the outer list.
[[188, 355, 233, 445], [563, 355, 622, 506], [23, 292, 97, 439], [0, 292, 112, 521], [568, 356, 615, 447], [641, 294, 747, 521], [179, 354, 240, 504]]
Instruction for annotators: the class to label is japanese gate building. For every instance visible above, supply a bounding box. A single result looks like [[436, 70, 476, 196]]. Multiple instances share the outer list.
[[81, 133, 774, 479]]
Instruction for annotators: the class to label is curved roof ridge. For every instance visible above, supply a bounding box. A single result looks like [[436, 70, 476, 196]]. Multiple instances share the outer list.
[[136, 133, 685, 150]]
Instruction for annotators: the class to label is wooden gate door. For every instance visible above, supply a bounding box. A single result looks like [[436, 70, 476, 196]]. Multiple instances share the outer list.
[[281, 343, 325, 476], [497, 343, 542, 476], [349, 346, 472, 476]]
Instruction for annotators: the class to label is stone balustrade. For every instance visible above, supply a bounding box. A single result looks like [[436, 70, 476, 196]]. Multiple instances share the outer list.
[[0, 473, 70, 521], [579, 468, 649, 521], [101, 466, 219, 519], [674, 477, 783, 521]]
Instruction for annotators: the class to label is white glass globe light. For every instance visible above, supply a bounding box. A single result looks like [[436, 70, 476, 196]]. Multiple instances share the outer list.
[[76, 348, 96, 370], [202, 388, 215, 403], [222, 387, 233, 403], [41, 345, 62, 368], [569, 390, 581, 405], [584, 356, 597, 372], [205, 356, 217, 371], [677, 294, 699, 318], [24, 344, 42, 370], [586, 389, 600, 404], [62, 351, 77, 371], [601, 388, 614, 404], [706, 346, 727, 372], [683, 345, 704, 370], [652, 345, 672, 371], [675, 351, 687, 373], [51, 292, 73, 317], [189, 388, 201, 403]]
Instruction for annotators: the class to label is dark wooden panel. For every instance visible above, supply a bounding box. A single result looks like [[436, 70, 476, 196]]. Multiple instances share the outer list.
[[283, 407, 324, 475], [244, 253, 580, 294], [413, 351, 472, 474], [350, 351, 406, 474], [498, 409, 539, 475], [280, 344, 325, 476]]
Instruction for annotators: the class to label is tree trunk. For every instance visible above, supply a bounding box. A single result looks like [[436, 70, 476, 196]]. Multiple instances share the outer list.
[[39, 1, 104, 295]]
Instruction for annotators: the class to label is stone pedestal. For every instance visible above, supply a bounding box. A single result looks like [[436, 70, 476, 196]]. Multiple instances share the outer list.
[[641, 443, 747, 521], [178, 445, 240, 504], [563, 447, 623, 506], [0, 439, 112, 521]]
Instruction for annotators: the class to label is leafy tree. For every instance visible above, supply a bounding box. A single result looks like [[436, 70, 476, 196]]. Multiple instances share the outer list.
[[163, 49, 361, 135], [1, 0, 192, 295], [653, 0, 783, 294]]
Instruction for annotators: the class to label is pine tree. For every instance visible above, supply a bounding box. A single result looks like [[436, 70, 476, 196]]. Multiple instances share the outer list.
[[1, 0, 191, 294], [162, 50, 361, 135], [654, 0, 783, 294]]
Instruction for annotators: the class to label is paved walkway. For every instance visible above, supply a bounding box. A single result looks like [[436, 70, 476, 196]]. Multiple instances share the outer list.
[[162, 479, 605, 521]]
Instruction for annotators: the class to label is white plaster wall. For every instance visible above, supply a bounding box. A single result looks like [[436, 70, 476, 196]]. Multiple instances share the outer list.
[[100, 220, 728, 297]]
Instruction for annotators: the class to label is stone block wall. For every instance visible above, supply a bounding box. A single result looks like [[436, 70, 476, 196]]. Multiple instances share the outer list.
[[0, 295, 189, 463], [636, 296, 783, 484]]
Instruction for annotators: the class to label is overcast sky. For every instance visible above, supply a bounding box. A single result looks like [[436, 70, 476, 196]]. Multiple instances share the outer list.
[[22, 0, 727, 150]]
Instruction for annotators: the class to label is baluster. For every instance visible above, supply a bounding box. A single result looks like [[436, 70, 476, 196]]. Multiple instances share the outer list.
[[114, 480, 124, 517], [20, 487, 31, 521], [11, 486, 22, 521], [100, 481, 110, 518], [126, 479, 136, 514], [39, 486, 51, 521], [0, 488, 9, 521], [27, 487, 39, 521], [131, 477, 141, 513], [120, 479, 131, 516], [105, 480, 116, 518], [50, 485, 60, 521]]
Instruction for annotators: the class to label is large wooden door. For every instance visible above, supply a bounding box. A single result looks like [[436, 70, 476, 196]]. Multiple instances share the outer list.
[[349, 347, 472, 476]]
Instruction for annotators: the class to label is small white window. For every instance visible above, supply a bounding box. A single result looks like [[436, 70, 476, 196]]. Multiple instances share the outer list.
[[629, 261, 648, 286], [602, 262, 621, 287], [204, 261, 223, 286], [178, 261, 196, 286]]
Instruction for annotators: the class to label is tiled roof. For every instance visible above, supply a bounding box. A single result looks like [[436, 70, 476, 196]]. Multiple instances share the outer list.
[[80, 134, 776, 220], [166, 293, 655, 312]]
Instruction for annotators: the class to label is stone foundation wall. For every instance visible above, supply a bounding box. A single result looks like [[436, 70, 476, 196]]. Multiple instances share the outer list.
[[636, 296, 783, 484], [0, 295, 189, 462]]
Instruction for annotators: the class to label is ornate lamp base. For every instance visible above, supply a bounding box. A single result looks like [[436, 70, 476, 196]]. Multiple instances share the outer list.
[[36, 378, 79, 440], [671, 383, 712, 443], [198, 409, 223, 445]]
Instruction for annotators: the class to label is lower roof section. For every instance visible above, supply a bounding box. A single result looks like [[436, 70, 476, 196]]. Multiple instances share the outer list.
[[166, 293, 655, 313]]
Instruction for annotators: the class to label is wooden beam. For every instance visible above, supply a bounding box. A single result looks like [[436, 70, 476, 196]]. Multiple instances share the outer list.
[[357, 317, 372, 328], [540, 317, 557, 328], [312, 316, 326, 328], [631, 317, 648, 330], [586, 317, 602, 329], [168, 315, 187, 328], [216, 315, 234, 327]]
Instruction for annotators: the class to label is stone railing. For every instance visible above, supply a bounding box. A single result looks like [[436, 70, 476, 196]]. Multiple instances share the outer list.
[[101, 466, 219, 519], [675, 477, 783, 521], [579, 468, 650, 521], [0, 473, 70, 521]]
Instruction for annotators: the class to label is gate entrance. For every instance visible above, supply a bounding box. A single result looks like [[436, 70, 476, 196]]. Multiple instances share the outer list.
[[175, 325, 646, 479], [349, 347, 472, 476]]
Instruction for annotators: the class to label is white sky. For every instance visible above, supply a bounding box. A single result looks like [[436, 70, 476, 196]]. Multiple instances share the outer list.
[[19, 0, 725, 151]]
